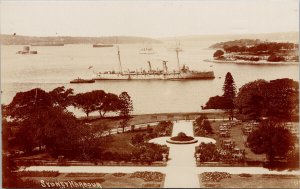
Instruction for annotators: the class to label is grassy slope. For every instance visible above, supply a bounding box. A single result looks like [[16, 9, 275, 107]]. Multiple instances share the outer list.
[[199, 174, 300, 188], [105, 130, 148, 153]]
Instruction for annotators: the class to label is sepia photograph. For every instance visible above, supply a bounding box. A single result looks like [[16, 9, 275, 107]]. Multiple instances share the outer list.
[[1, 0, 299, 188]]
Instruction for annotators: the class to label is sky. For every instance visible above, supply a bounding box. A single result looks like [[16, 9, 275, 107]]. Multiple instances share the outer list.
[[0, 0, 299, 38]]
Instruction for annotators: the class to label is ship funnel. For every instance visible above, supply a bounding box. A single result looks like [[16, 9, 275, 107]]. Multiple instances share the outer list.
[[147, 61, 152, 72], [162, 61, 168, 73]]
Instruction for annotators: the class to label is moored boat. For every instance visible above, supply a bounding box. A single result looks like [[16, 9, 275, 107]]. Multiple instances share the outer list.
[[70, 78, 95, 83], [93, 43, 114, 48]]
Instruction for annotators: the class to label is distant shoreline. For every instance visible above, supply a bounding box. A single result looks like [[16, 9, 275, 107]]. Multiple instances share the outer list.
[[204, 59, 299, 65]]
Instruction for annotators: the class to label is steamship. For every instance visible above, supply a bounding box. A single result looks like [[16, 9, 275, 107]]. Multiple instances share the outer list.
[[93, 47, 215, 80]]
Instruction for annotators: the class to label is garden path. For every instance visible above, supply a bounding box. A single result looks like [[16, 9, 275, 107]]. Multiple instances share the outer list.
[[25, 120, 300, 188]]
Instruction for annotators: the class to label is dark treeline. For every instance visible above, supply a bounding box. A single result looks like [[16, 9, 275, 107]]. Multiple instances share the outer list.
[[212, 40, 299, 62], [223, 42, 298, 54], [1, 34, 162, 45], [205, 77, 299, 121]]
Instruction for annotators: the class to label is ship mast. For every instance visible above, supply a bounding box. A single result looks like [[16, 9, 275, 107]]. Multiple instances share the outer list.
[[117, 46, 123, 74], [176, 49, 181, 72]]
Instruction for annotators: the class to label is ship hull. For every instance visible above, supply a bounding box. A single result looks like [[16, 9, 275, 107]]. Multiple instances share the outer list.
[[93, 71, 215, 80], [93, 44, 114, 47], [31, 44, 64, 46], [70, 79, 95, 83]]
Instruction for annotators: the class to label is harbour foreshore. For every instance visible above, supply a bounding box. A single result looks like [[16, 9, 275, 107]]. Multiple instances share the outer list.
[[204, 59, 299, 65]]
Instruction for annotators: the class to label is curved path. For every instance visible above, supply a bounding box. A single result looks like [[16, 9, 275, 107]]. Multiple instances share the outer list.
[[26, 120, 300, 188]]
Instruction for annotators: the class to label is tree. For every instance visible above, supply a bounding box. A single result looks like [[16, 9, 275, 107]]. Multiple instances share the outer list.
[[102, 93, 121, 117], [73, 92, 97, 117], [223, 72, 236, 102], [5, 88, 82, 153], [266, 78, 299, 121], [118, 92, 133, 118], [247, 120, 295, 163], [235, 79, 298, 121], [118, 92, 133, 132], [91, 90, 106, 117], [41, 108, 81, 153], [119, 92, 133, 118], [213, 50, 224, 59], [204, 95, 232, 110], [222, 72, 236, 120], [6, 88, 53, 121], [48, 86, 74, 109], [119, 117, 129, 133], [234, 79, 268, 120]]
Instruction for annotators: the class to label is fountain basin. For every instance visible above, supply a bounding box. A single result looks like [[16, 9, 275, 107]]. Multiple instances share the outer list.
[[166, 138, 198, 144]]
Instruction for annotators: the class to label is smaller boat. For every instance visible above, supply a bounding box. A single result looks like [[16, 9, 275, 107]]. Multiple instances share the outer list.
[[16, 46, 38, 54], [70, 78, 95, 84], [93, 43, 114, 48]]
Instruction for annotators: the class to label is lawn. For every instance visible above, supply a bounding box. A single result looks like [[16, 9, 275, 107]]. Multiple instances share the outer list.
[[105, 130, 148, 153], [84, 112, 226, 130], [199, 173, 300, 188], [18, 171, 165, 188]]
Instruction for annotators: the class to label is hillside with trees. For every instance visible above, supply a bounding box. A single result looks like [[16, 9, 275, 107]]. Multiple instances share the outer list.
[[210, 39, 299, 63], [0, 34, 162, 45]]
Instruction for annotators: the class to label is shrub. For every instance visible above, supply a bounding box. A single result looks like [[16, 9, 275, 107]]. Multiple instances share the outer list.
[[131, 133, 145, 145], [178, 132, 187, 137], [194, 116, 213, 136], [170, 132, 195, 141], [154, 121, 173, 137], [267, 54, 285, 62], [196, 142, 220, 162]]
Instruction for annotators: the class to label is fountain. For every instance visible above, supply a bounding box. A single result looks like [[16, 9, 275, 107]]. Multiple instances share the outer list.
[[166, 132, 198, 144]]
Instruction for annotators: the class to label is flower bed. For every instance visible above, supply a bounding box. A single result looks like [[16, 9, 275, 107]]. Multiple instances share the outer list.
[[130, 171, 164, 182], [201, 172, 231, 182], [17, 171, 60, 177], [112, 173, 126, 177]]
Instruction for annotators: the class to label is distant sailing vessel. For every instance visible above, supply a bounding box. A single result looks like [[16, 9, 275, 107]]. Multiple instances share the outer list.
[[175, 41, 183, 52], [139, 47, 155, 54], [93, 43, 114, 48], [93, 47, 215, 80], [31, 43, 64, 46], [139, 43, 155, 54], [70, 78, 95, 83]]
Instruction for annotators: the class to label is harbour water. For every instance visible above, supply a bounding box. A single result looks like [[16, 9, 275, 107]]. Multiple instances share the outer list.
[[1, 42, 298, 115]]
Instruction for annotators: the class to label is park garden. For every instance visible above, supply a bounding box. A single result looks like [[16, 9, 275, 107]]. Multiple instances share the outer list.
[[2, 72, 299, 188]]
